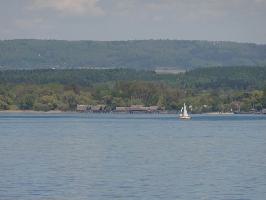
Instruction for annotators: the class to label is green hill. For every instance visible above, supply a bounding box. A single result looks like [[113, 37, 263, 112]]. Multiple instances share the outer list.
[[0, 39, 266, 70], [1, 66, 265, 90]]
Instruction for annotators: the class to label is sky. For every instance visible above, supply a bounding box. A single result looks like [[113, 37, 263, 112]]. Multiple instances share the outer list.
[[1, 0, 266, 43]]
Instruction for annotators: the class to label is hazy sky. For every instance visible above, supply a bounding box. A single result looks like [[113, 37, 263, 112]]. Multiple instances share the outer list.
[[1, 0, 266, 43]]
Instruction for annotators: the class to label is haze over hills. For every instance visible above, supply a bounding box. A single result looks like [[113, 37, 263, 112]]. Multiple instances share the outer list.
[[0, 39, 266, 70]]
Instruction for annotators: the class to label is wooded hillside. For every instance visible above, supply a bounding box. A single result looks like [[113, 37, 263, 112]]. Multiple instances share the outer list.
[[1, 39, 266, 69]]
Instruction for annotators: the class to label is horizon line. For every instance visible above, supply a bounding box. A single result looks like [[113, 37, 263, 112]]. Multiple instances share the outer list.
[[0, 38, 265, 45]]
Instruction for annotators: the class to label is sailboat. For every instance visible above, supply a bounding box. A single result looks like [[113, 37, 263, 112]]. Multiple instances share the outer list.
[[179, 103, 191, 120]]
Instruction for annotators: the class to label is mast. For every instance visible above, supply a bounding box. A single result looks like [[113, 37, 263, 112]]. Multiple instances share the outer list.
[[180, 107, 183, 117], [183, 103, 188, 117]]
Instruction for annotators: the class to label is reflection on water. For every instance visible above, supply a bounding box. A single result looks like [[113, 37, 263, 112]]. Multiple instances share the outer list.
[[0, 113, 266, 200]]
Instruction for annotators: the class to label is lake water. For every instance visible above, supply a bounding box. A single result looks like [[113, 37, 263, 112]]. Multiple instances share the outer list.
[[0, 113, 266, 200]]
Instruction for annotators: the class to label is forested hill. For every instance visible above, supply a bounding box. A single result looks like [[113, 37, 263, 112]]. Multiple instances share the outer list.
[[1, 66, 265, 90], [0, 39, 266, 70]]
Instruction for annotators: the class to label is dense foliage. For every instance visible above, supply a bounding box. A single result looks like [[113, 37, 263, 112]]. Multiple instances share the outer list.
[[1, 39, 266, 69], [0, 67, 265, 89], [0, 69, 169, 85], [0, 67, 265, 113], [178, 66, 266, 90]]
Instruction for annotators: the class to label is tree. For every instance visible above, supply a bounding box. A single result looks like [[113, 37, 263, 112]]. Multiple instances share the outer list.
[[0, 96, 8, 110], [63, 91, 78, 110], [17, 94, 36, 110], [262, 87, 266, 108]]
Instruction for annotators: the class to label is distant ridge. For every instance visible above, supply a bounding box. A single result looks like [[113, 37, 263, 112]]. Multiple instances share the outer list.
[[0, 39, 266, 70]]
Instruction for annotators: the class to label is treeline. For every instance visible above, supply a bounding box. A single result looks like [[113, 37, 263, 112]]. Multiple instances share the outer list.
[[0, 69, 173, 86], [0, 82, 265, 113], [0, 67, 266, 112], [1, 39, 266, 70], [178, 66, 266, 90], [1, 67, 265, 89]]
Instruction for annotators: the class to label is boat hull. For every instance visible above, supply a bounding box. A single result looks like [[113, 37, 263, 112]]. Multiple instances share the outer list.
[[179, 116, 191, 120]]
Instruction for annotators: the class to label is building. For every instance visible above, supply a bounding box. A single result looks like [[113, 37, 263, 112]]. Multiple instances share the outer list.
[[77, 104, 107, 112], [115, 105, 160, 113], [90, 105, 106, 112], [77, 104, 89, 112]]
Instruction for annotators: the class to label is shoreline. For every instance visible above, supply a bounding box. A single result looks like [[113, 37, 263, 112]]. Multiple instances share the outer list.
[[0, 110, 265, 115], [0, 110, 65, 114], [204, 112, 234, 115]]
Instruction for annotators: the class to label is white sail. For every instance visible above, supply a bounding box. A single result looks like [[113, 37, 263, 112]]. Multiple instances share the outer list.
[[180, 107, 183, 117], [179, 103, 191, 119], [183, 103, 188, 117]]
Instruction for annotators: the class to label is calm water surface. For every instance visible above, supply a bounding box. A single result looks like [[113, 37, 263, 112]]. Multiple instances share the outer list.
[[0, 113, 266, 200]]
